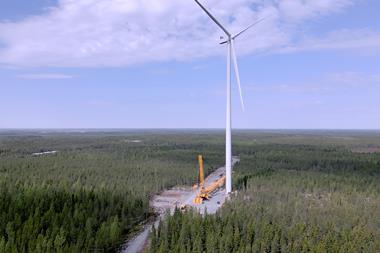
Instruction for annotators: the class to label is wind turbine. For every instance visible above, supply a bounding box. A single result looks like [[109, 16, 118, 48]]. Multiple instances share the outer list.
[[194, 0, 264, 194]]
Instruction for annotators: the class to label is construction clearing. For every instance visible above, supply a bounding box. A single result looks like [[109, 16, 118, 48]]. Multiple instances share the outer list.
[[122, 156, 239, 253]]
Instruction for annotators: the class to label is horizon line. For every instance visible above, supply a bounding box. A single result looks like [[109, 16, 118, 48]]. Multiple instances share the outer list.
[[1, 128, 380, 131]]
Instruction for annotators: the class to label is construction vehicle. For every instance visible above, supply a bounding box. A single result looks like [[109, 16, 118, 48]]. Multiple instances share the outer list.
[[193, 155, 226, 204]]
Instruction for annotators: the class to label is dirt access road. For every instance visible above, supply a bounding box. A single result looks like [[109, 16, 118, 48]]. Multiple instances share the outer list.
[[120, 157, 239, 253]]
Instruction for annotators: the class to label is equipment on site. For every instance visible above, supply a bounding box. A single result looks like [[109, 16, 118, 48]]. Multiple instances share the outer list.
[[193, 175, 226, 204], [194, 0, 264, 194], [193, 155, 205, 190], [193, 155, 226, 204]]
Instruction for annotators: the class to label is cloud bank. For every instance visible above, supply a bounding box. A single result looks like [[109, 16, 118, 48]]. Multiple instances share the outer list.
[[18, 73, 74, 80], [0, 0, 377, 67]]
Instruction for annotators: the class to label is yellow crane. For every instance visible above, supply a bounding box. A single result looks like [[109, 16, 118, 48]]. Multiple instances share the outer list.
[[192, 155, 205, 189], [193, 155, 225, 204]]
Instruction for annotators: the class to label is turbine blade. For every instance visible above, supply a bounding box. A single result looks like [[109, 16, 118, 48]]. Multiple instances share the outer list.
[[232, 17, 265, 40], [231, 40, 245, 111], [194, 0, 231, 37]]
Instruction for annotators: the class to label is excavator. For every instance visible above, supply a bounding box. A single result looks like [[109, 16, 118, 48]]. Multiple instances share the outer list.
[[193, 155, 226, 204]]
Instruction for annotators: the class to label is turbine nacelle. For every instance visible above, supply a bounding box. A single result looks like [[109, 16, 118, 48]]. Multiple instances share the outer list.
[[220, 17, 266, 45]]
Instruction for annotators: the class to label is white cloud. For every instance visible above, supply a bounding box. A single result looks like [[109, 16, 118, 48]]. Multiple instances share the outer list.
[[18, 73, 74, 79], [245, 71, 380, 94], [0, 0, 368, 67], [280, 29, 380, 54], [327, 71, 380, 87], [278, 0, 353, 21]]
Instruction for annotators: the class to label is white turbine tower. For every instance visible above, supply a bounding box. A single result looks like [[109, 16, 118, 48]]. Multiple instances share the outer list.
[[194, 0, 264, 194]]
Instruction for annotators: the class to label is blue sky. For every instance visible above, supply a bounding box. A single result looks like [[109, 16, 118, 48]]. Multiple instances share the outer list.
[[0, 0, 379, 129]]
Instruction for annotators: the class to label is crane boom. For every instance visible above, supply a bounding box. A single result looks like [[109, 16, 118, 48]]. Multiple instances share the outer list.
[[198, 155, 205, 188]]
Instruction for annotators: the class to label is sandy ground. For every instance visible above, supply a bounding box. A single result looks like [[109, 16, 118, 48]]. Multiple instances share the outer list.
[[120, 157, 239, 253]]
